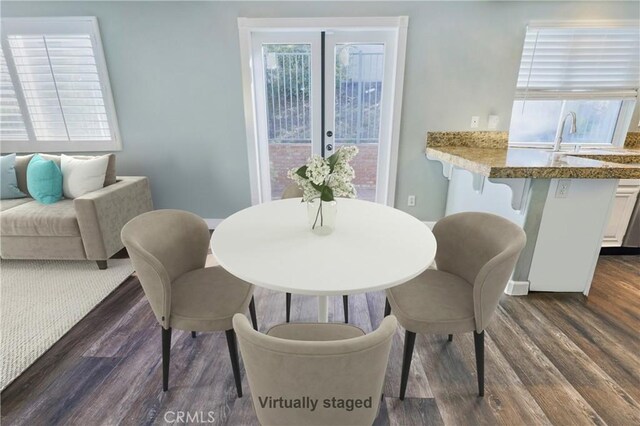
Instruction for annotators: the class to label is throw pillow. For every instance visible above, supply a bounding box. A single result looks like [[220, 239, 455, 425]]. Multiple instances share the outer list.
[[26, 154, 63, 204], [1, 154, 27, 199], [61, 154, 109, 199]]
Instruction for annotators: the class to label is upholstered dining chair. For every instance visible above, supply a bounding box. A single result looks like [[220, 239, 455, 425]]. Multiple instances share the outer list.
[[233, 313, 397, 426], [281, 183, 349, 323], [384, 212, 526, 399], [121, 209, 258, 397]]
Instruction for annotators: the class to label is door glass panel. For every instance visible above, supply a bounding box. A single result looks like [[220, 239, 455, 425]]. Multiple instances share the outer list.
[[262, 44, 312, 200], [333, 43, 384, 202]]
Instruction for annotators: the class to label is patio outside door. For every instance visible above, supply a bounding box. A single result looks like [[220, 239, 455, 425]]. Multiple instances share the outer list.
[[248, 27, 401, 204]]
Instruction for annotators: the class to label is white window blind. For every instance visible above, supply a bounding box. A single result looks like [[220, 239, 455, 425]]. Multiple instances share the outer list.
[[516, 21, 640, 100], [0, 48, 28, 141], [0, 17, 120, 152]]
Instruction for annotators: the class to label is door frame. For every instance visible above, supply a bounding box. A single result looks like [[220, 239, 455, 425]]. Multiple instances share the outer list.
[[238, 16, 409, 206]]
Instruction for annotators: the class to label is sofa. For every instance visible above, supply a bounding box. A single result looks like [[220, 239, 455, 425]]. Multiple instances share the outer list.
[[0, 153, 153, 269]]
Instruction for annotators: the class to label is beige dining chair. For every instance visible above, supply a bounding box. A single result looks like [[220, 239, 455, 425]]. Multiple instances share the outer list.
[[384, 212, 526, 398], [281, 183, 349, 323], [121, 209, 258, 397], [233, 313, 397, 426]]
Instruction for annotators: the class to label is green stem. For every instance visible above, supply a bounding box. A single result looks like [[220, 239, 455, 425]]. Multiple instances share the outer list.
[[312, 200, 322, 229]]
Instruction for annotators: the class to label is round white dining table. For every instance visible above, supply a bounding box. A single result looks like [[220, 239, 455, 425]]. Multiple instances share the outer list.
[[210, 198, 437, 322]]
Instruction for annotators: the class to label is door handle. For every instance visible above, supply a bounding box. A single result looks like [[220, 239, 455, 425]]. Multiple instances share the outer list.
[[326, 144, 333, 151], [326, 131, 333, 137]]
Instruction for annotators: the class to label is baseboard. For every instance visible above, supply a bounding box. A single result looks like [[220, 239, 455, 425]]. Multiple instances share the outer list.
[[505, 279, 529, 296], [600, 246, 640, 255], [204, 218, 224, 230]]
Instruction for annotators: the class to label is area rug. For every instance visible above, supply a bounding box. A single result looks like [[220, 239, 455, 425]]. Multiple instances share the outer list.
[[0, 259, 134, 390]]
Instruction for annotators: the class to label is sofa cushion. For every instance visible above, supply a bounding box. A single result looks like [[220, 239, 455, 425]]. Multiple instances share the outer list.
[[0, 199, 80, 236], [1, 154, 28, 199], [0, 198, 33, 212], [61, 154, 109, 198], [15, 153, 116, 197], [14, 154, 34, 196], [27, 154, 63, 204]]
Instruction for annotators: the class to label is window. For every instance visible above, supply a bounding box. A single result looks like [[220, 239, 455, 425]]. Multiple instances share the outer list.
[[509, 21, 639, 147], [0, 17, 120, 152]]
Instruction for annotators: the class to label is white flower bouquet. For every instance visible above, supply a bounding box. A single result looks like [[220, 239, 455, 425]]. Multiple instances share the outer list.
[[287, 146, 358, 231]]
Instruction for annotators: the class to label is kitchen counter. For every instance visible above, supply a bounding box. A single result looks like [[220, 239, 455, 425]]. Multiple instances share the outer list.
[[425, 131, 640, 296], [425, 146, 640, 179]]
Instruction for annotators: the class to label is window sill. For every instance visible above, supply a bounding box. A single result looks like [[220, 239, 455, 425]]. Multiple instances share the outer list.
[[0, 139, 122, 154]]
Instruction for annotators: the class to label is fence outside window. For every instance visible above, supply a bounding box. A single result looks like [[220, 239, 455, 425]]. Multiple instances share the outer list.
[[263, 46, 384, 145]]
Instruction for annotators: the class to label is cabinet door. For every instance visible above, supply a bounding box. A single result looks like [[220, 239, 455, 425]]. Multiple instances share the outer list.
[[602, 179, 640, 247]]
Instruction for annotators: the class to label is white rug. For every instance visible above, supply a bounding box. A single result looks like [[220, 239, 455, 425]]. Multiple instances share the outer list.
[[0, 259, 134, 390]]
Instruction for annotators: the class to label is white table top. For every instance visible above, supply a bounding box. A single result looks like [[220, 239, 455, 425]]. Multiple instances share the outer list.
[[211, 198, 437, 296]]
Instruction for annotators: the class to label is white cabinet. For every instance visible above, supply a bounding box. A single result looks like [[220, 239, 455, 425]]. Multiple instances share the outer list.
[[602, 179, 640, 247]]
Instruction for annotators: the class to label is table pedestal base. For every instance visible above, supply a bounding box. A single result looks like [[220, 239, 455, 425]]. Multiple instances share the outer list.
[[317, 296, 329, 322]]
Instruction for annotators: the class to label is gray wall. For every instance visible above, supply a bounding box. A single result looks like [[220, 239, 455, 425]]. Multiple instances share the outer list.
[[2, 1, 638, 220]]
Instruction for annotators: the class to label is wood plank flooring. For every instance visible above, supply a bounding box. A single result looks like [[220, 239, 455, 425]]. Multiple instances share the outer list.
[[2, 255, 639, 425]]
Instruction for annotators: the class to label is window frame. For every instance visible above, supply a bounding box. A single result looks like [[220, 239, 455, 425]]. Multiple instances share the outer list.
[[509, 20, 639, 149], [1, 16, 121, 153]]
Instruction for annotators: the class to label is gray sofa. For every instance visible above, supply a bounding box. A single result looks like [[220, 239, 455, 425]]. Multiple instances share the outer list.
[[0, 154, 153, 269]]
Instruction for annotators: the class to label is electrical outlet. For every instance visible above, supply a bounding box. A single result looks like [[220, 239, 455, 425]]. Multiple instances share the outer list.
[[407, 195, 416, 207], [471, 116, 480, 128], [555, 179, 571, 198], [488, 115, 500, 130]]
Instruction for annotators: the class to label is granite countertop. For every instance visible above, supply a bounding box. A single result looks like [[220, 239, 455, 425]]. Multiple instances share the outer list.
[[425, 132, 640, 179]]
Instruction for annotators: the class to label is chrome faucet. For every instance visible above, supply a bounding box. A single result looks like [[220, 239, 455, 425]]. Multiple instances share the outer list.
[[553, 111, 577, 152]]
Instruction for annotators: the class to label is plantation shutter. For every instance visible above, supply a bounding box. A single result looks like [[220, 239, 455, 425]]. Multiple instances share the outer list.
[[0, 48, 28, 141], [516, 21, 640, 100], [8, 34, 111, 141], [0, 17, 120, 152]]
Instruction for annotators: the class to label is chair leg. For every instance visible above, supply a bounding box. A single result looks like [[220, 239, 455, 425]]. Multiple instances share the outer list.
[[249, 296, 258, 331], [96, 260, 108, 270], [191, 331, 196, 338], [384, 298, 391, 317], [343, 295, 349, 323], [448, 334, 453, 342], [285, 292, 292, 323], [225, 329, 243, 398], [162, 327, 172, 392], [474, 330, 485, 397], [399, 330, 416, 401]]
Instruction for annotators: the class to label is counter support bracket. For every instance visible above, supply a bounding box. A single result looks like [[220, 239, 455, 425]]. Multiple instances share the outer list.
[[488, 178, 532, 213], [426, 152, 453, 180]]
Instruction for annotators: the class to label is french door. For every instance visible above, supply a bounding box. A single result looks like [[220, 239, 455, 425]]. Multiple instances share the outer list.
[[246, 24, 402, 205]]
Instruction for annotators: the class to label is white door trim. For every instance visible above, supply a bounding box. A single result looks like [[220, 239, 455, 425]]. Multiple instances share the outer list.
[[238, 17, 408, 206]]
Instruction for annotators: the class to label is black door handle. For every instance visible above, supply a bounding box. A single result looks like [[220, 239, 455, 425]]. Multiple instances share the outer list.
[[326, 131, 333, 137], [326, 144, 333, 151]]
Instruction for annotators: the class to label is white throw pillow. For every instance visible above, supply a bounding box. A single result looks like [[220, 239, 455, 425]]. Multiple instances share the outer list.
[[61, 154, 109, 199]]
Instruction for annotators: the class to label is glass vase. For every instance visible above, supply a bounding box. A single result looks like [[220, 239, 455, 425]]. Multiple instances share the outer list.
[[307, 198, 337, 236]]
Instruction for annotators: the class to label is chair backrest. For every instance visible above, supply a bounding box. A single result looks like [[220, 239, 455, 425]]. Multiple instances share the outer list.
[[432, 212, 526, 331], [281, 183, 304, 199], [121, 209, 209, 327], [233, 314, 397, 426]]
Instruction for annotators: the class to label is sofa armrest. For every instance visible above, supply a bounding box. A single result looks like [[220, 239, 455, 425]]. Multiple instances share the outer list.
[[74, 176, 153, 260]]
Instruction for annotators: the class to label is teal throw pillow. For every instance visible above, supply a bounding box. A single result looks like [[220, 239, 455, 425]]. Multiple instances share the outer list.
[[1, 153, 27, 199], [26, 154, 63, 204]]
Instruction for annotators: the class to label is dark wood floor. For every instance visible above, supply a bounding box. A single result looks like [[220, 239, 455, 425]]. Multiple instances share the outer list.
[[2, 255, 639, 425]]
